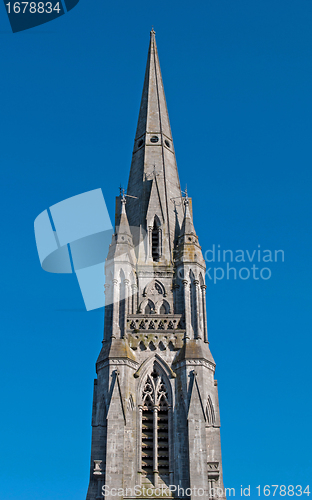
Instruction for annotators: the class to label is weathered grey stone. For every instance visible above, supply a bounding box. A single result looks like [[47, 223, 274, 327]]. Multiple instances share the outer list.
[[86, 29, 226, 500]]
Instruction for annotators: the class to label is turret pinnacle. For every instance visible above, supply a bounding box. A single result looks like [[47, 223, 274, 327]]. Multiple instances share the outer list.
[[126, 30, 184, 262], [177, 189, 205, 267], [180, 188, 197, 237], [117, 189, 132, 237], [106, 192, 135, 265]]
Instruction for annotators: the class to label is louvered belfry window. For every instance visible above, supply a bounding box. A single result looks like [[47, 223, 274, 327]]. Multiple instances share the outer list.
[[141, 367, 169, 479], [151, 218, 161, 262]]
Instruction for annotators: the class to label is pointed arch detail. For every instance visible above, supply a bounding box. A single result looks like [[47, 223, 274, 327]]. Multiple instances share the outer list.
[[141, 368, 169, 408], [155, 298, 170, 314], [199, 272, 205, 286], [206, 395, 215, 426], [138, 298, 155, 314], [150, 215, 162, 261], [139, 356, 172, 479], [127, 393, 134, 412], [143, 279, 167, 298], [134, 353, 176, 386]]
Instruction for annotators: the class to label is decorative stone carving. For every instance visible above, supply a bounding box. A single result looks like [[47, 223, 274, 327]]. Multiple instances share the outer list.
[[128, 332, 184, 351], [207, 461, 219, 481], [143, 279, 167, 298], [126, 314, 184, 332], [93, 460, 104, 477]]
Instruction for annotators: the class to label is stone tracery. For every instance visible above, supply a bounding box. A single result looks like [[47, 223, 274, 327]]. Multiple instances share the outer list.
[[141, 365, 170, 481]]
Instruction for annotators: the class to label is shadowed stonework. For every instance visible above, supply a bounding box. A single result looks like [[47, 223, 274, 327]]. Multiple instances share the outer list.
[[86, 30, 226, 500]]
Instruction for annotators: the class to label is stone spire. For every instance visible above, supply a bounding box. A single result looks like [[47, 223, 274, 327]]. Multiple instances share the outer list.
[[134, 28, 172, 141], [180, 188, 197, 237], [126, 29, 184, 261]]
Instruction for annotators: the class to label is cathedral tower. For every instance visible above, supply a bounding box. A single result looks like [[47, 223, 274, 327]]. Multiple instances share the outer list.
[[86, 30, 226, 500]]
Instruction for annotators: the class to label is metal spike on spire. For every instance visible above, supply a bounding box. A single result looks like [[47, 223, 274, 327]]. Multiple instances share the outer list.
[[184, 185, 189, 206], [119, 185, 126, 202]]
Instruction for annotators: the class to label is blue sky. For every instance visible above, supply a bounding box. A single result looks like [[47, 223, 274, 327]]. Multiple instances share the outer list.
[[0, 1, 311, 498]]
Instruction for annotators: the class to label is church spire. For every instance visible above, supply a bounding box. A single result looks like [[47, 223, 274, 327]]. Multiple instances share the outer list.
[[126, 29, 184, 261], [86, 33, 226, 500]]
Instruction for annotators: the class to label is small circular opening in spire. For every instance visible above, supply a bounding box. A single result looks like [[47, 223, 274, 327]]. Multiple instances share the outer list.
[[150, 136, 159, 143], [165, 140, 171, 148]]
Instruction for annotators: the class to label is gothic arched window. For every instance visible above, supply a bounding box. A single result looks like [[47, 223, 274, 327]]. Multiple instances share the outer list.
[[151, 216, 161, 262], [145, 299, 155, 314], [206, 395, 215, 426], [141, 366, 170, 482], [159, 304, 166, 314], [159, 299, 170, 314]]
